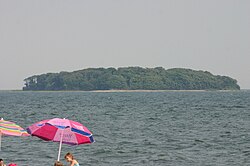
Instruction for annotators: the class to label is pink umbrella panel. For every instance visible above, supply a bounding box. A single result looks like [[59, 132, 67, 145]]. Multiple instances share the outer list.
[[27, 118, 94, 161], [27, 118, 94, 145]]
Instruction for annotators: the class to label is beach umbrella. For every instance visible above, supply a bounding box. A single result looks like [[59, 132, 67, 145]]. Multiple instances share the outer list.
[[0, 118, 29, 151], [27, 118, 94, 161]]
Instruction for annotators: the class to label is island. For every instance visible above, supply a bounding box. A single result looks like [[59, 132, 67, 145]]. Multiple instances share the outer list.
[[23, 67, 240, 91]]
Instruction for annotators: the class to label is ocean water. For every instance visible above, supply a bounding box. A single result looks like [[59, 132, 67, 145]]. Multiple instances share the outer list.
[[0, 90, 250, 166]]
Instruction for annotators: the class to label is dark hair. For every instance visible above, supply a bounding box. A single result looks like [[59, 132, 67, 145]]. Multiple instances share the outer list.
[[64, 152, 74, 160], [0, 159, 3, 162], [54, 161, 63, 166]]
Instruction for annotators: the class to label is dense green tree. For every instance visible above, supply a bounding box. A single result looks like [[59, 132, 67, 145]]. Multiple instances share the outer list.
[[23, 67, 240, 91]]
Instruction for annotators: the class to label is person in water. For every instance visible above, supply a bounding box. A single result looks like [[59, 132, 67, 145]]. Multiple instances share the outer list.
[[0, 159, 6, 166], [54, 161, 64, 166], [64, 152, 79, 166]]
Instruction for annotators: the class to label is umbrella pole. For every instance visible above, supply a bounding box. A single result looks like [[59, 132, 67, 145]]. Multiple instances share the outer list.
[[57, 129, 64, 161]]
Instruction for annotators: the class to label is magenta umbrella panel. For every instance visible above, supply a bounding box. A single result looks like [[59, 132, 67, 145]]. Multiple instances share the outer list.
[[27, 118, 94, 161]]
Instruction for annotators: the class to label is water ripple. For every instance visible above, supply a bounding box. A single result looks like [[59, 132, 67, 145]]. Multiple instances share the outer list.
[[0, 91, 250, 165]]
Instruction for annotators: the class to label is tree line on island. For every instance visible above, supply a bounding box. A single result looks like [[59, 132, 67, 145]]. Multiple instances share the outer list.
[[23, 67, 240, 91]]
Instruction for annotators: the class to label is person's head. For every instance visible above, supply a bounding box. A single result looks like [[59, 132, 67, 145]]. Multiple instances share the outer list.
[[0, 159, 4, 166], [64, 152, 74, 162], [54, 161, 63, 166]]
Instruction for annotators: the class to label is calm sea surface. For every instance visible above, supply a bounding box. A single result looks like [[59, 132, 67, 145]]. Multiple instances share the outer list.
[[0, 91, 250, 166]]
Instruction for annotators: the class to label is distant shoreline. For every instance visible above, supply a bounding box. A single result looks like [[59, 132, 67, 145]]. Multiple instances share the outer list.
[[89, 89, 243, 92], [91, 89, 208, 92], [0, 89, 245, 92]]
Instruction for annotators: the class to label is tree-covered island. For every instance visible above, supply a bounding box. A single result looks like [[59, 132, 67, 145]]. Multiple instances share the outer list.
[[23, 67, 240, 91]]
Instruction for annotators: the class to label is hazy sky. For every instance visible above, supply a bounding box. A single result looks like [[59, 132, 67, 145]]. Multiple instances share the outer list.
[[0, 0, 249, 90]]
